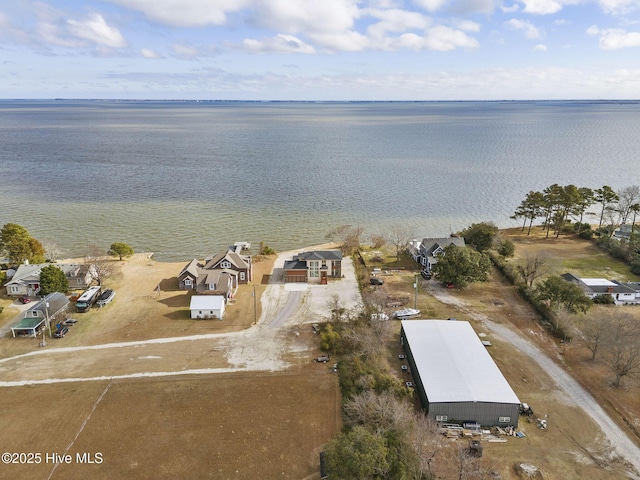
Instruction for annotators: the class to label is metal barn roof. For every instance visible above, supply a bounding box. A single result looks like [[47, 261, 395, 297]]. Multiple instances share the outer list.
[[401, 320, 520, 405]]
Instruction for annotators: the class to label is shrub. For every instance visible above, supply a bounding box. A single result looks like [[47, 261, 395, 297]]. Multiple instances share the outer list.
[[592, 294, 615, 305], [496, 239, 515, 258], [630, 256, 640, 275]]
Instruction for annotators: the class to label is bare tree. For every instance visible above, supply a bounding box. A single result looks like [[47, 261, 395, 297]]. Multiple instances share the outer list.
[[84, 245, 116, 286], [326, 224, 364, 254], [516, 253, 549, 287], [617, 185, 640, 224], [343, 390, 414, 434], [601, 311, 640, 388], [387, 224, 413, 261], [41, 240, 64, 263], [407, 413, 442, 480], [578, 312, 610, 361], [325, 293, 350, 323]]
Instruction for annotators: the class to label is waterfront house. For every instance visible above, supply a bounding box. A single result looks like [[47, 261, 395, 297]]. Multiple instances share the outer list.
[[178, 248, 252, 300], [283, 250, 342, 284], [561, 273, 639, 305], [5, 263, 92, 297], [410, 237, 466, 273]]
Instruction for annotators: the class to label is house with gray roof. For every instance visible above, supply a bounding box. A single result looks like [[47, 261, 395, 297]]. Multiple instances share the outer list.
[[178, 249, 252, 300], [5, 263, 92, 297], [283, 250, 342, 284], [561, 273, 639, 305], [409, 237, 466, 273], [11, 292, 70, 337]]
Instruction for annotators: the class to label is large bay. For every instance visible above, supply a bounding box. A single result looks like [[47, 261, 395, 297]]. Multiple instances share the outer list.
[[1, 100, 639, 261]]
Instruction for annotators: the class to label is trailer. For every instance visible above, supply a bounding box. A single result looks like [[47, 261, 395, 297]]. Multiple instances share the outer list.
[[76, 286, 101, 312]]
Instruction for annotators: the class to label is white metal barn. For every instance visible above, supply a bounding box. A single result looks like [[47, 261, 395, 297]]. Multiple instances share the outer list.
[[400, 319, 521, 427], [189, 295, 225, 320]]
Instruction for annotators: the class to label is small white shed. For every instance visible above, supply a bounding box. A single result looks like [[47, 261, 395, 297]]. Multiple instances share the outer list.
[[189, 295, 225, 320]]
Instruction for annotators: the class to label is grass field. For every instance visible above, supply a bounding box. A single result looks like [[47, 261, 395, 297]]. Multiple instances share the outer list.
[[0, 369, 340, 480]]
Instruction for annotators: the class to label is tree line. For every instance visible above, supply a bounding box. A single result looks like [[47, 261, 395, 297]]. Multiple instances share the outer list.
[[512, 184, 640, 238]]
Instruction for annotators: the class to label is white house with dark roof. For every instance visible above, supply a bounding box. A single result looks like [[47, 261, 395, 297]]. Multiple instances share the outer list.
[[409, 237, 466, 273], [561, 273, 639, 305], [283, 250, 342, 284], [5, 263, 92, 297], [178, 249, 252, 300]]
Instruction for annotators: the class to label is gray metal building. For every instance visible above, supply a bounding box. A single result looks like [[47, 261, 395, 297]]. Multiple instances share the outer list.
[[401, 319, 521, 427]]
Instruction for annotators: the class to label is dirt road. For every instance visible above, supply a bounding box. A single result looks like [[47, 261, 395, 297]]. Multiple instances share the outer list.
[[427, 283, 640, 477], [0, 252, 361, 386]]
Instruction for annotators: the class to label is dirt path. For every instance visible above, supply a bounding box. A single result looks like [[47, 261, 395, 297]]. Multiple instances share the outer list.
[[428, 284, 640, 477], [0, 249, 361, 387]]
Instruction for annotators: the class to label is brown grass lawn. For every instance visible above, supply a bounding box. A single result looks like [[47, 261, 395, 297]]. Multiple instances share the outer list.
[[0, 369, 340, 480]]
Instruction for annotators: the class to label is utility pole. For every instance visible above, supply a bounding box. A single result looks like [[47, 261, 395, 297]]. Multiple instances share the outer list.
[[414, 274, 418, 309], [253, 284, 257, 325]]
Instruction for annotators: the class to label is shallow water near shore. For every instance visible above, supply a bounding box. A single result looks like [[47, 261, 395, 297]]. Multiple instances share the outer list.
[[1, 99, 640, 261]]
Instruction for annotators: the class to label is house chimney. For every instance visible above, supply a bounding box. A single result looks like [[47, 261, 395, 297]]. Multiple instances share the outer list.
[[607, 286, 614, 293]]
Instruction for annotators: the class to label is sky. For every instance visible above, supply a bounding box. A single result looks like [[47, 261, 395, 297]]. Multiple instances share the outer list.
[[1, 0, 640, 100]]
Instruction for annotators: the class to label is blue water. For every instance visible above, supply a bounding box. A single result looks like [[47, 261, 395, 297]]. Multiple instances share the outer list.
[[1, 100, 639, 261]]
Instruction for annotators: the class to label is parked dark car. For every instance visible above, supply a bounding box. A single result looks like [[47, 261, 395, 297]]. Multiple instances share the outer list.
[[370, 277, 384, 285], [420, 270, 432, 280], [54, 326, 69, 338], [18, 295, 31, 304]]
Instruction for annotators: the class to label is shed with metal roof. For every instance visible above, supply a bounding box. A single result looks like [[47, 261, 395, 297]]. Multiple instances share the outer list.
[[400, 319, 520, 427]]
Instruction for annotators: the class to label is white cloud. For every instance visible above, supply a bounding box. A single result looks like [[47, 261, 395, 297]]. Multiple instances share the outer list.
[[365, 8, 430, 39], [534, 43, 547, 50], [587, 26, 640, 49], [414, 0, 497, 14], [307, 30, 370, 52], [598, 0, 639, 15], [173, 43, 199, 58], [423, 24, 480, 50], [67, 13, 126, 48], [141, 48, 161, 58], [520, 0, 563, 14], [413, 0, 449, 12], [501, 3, 520, 12], [455, 20, 481, 32], [253, 0, 359, 34], [243, 34, 315, 53], [505, 18, 542, 39], [108, 0, 249, 27]]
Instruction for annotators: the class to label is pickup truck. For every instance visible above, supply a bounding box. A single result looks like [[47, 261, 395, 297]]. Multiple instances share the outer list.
[[315, 355, 330, 363]]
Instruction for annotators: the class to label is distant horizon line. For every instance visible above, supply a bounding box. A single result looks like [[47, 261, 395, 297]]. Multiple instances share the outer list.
[[2, 98, 640, 104]]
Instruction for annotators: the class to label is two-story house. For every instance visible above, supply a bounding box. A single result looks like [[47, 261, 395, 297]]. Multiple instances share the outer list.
[[178, 249, 252, 300], [283, 250, 342, 284]]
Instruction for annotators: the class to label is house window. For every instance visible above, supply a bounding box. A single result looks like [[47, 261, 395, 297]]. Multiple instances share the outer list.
[[498, 417, 511, 423], [10, 286, 19, 294], [184, 279, 192, 287], [240, 272, 245, 281], [220, 261, 231, 268], [309, 261, 319, 278], [435, 415, 448, 422], [209, 283, 215, 290], [77, 279, 82, 284]]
